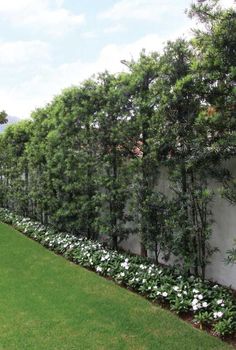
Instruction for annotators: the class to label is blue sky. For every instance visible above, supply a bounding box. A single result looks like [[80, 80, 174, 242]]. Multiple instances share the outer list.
[[0, 0, 234, 118]]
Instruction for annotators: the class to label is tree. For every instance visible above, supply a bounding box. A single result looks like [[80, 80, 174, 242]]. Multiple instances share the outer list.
[[94, 72, 134, 249], [0, 110, 8, 125], [188, 0, 236, 267], [151, 38, 216, 279], [0, 120, 32, 215], [124, 51, 160, 256], [141, 191, 173, 263], [0, 0, 234, 276], [27, 106, 57, 223], [30, 84, 99, 237]]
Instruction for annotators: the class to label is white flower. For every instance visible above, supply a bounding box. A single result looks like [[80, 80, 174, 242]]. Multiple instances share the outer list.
[[96, 266, 102, 273], [197, 294, 203, 300], [214, 311, 224, 319], [193, 305, 198, 311], [216, 299, 223, 305], [173, 286, 180, 292], [121, 261, 129, 270], [142, 279, 146, 283], [120, 272, 125, 277], [202, 302, 208, 308], [193, 288, 199, 294], [162, 292, 168, 297], [177, 293, 182, 298], [192, 298, 198, 306]]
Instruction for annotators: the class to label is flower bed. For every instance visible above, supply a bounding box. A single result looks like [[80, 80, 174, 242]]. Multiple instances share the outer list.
[[0, 208, 235, 338]]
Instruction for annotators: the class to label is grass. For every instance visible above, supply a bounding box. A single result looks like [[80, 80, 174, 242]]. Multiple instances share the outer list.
[[0, 222, 233, 350]]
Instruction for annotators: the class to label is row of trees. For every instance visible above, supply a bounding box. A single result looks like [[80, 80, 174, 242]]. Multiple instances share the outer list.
[[0, 0, 235, 278]]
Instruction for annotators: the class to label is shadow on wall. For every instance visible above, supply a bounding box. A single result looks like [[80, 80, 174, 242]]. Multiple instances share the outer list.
[[119, 163, 236, 289]]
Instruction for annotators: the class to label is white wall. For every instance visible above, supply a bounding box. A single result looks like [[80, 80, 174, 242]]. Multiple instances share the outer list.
[[206, 159, 236, 288], [119, 161, 236, 289], [206, 194, 236, 288]]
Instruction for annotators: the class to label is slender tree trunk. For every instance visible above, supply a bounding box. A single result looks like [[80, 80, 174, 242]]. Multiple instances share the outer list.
[[140, 242, 147, 257], [140, 119, 149, 257], [25, 166, 29, 216], [181, 162, 191, 273], [154, 242, 159, 264], [195, 188, 207, 280], [190, 170, 199, 276], [111, 144, 118, 250]]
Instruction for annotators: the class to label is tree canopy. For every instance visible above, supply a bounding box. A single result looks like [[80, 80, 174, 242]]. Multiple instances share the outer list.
[[0, 0, 235, 275]]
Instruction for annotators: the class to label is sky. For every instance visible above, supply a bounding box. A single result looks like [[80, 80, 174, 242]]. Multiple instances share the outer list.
[[0, 0, 235, 119]]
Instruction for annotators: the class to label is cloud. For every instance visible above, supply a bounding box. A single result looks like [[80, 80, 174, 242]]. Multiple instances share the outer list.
[[219, 0, 235, 8], [0, 0, 85, 36], [81, 31, 98, 39], [0, 30, 193, 119], [96, 26, 193, 70], [97, 34, 164, 69], [99, 0, 235, 23], [19, 9, 85, 36], [99, 0, 175, 22], [103, 24, 126, 34], [0, 40, 50, 65], [0, 0, 234, 120]]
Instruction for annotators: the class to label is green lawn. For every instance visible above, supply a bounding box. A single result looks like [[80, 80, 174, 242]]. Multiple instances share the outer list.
[[0, 223, 233, 350]]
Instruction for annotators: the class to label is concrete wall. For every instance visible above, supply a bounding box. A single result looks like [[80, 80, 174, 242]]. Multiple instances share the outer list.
[[120, 161, 236, 289], [206, 159, 236, 288], [206, 194, 236, 288]]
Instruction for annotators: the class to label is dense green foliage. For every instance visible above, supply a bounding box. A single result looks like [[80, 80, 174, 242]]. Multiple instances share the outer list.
[[0, 209, 235, 339], [0, 110, 8, 125], [0, 0, 235, 277]]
